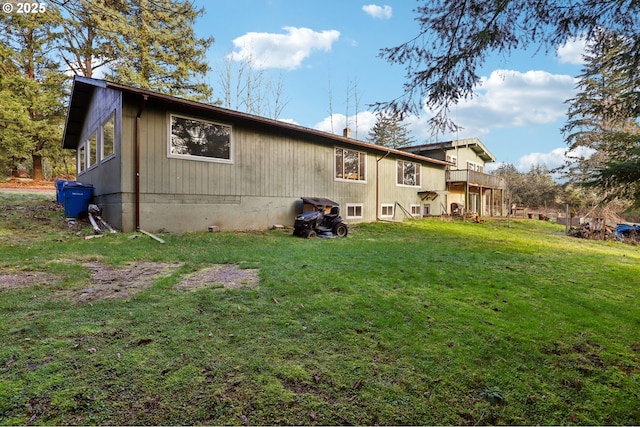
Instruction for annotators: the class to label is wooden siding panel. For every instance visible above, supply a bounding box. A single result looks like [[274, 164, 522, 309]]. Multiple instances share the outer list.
[[129, 102, 447, 226], [120, 102, 136, 194], [375, 155, 447, 218], [75, 87, 123, 195]]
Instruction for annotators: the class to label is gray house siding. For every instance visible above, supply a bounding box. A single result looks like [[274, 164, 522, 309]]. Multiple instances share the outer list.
[[65, 77, 449, 233], [70, 86, 125, 228], [129, 103, 375, 232], [124, 101, 446, 232]]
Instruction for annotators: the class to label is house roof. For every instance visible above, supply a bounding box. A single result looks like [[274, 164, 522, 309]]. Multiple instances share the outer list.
[[62, 76, 450, 167], [401, 137, 496, 163]]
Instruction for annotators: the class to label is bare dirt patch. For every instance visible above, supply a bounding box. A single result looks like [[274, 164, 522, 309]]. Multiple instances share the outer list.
[[1, 262, 258, 302], [68, 261, 183, 303], [174, 264, 259, 292], [0, 272, 59, 291]]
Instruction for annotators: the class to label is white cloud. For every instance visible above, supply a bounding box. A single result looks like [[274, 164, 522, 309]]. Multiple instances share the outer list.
[[516, 146, 595, 172], [402, 70, 575, 141], [311, 69, 578, 158], [557, 37, 588, 65], [314, 111, 377, 139], [452, 70, 576, 133], [228, 27, 340, 70], [518, 148, 568, 171], [362, 4, 392, 19], [276, 117, 299, 126]]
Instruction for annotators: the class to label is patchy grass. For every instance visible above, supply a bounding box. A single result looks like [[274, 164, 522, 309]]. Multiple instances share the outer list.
[[0, 193, 639, 425]]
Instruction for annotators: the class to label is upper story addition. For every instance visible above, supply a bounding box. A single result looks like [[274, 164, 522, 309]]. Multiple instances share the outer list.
[[402, 138, 506, 216]]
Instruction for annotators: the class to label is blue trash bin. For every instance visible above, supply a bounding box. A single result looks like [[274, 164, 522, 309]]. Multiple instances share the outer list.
[[63, 182, 94, 218], [55, 179, 75, 204]]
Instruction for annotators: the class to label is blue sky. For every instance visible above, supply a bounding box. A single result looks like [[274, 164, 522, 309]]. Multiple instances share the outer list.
[[193, 0, 589, 172]]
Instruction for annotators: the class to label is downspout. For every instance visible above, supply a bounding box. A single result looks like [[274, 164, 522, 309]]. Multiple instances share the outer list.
[[376, 150, 391, 221], [135, 95, 148, 231]]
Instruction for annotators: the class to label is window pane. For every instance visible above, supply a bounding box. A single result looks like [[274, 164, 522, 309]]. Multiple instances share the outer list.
[[404, 162, 416, 185], [335, 148, 344, 179], [79, 146, 86, 172], [88, 133, 97, 166], [170, 115, 231, 160], [343, 149, 359, 179], [103, 114, 114, 158], [336, 148, 365, 181], [397, 160, 403, 184]]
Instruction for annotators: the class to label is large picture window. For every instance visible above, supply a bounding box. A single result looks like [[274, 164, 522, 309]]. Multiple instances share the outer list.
[[335, 147, 366, 182], [397, 160, 421, 187], [169, 114, 232, 163]]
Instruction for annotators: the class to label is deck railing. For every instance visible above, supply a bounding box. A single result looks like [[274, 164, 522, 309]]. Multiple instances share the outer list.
[[446, 169, 506, 189]]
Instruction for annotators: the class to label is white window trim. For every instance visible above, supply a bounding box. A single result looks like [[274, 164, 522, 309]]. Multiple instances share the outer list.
[[167, 113, 234, 164], [345, 203, 364, 219], [380, 203, 394, 218], [410, 204, 421, 217], [78, 132, 97, 175], [334, 147, 367, 183]]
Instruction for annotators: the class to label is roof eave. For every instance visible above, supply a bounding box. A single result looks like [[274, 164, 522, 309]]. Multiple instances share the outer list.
[[62, 77, 449, 166], [61, 77, 106, 149]]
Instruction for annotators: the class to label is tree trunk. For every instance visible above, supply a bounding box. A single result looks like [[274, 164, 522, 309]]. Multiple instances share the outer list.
[[32, 154, 44, 180]]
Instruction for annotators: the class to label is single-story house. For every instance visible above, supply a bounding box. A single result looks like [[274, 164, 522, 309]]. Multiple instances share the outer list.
[[61, 76, 453, 233]]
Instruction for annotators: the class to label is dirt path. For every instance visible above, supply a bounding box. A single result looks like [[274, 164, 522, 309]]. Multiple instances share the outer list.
[[0, 187, 56, 195], [0, 179, 57, 195]]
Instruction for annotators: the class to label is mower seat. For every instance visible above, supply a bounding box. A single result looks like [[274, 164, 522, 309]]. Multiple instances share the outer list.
[[325, 206, 339, 220]]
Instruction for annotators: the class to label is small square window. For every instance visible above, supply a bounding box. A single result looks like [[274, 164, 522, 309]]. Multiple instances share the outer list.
[[346, 203, 363, 219], [381, 204, 394, 218]]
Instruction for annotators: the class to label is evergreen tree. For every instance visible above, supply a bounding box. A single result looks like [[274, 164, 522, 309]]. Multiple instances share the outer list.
[[377, 0, 640, 133], [367, 112, 415, 149], [562, 30, 640, 204], [586, 129, 640, 205], [53, 0, 214, 100], [54, 0, 120, 77], [0, 10, 67, 180], [104, 0, 214, 101]]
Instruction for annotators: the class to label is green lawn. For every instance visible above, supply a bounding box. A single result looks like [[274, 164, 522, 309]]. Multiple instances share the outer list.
[[1, 192, 639, 425]]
